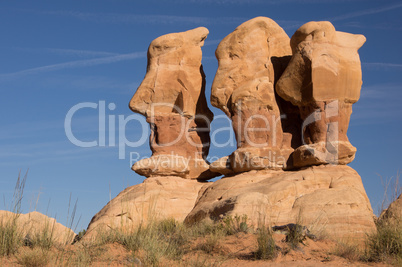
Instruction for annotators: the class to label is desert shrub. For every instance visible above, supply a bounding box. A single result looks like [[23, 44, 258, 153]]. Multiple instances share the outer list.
[[73, 247, 93, 266], [72, 229, 87, 244], [16, 248, 49, 267], [0, 215, 22, 256], [220, 215, 250, 235], [333, 242, 361, 262], [365, 219, 402, 263], [77, 229, 86, 239], [28, 221, 56, 250], [156, 217, 177, 235], [0, 171, 27, 256], [255, 227, 277, 260], [364, 172, 402, 264], [189, 220, 221, 237], [98, 219, 189, 266], [197, 233, 221, 254]]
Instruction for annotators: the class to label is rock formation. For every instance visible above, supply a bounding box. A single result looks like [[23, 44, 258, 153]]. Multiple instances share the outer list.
[[276, 21, 366, 168], [211, 19, 366, 173], [210, 17, 295, 174], [85, 176, 207, 239], [129, 27, 217, 180], [0, 211, 76, 245], [88, 18, 375, 244], [185, 165, 376, 241], [380, 194, 402, 223]]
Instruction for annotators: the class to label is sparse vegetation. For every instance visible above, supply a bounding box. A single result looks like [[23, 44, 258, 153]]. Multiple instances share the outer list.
[[220, 214, 250, 235], [333, 242, 361, 262], [0, 171, 27, 257], [2, 171, 402, 266], [255, 226, 277, 260], [16, 247, 49, 267], [364, 217, 402, 263], [94, 219, 190, 266], [197, 233, 221, 254], [363, 172, 402, 264], [0, 214, 22, 257], [29, 221, 56, 250], [363, 172, 402, 266]]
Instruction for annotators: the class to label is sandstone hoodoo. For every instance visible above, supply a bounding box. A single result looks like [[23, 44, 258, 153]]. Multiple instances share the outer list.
[[129, 27, 217, 180], [87, 17, 376, 244], [210, 17, 294, 174], [276, 21, 366, 168]]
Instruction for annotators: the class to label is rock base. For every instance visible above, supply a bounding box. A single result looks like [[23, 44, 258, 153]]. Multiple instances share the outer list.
[[185, 165, 376, 242]]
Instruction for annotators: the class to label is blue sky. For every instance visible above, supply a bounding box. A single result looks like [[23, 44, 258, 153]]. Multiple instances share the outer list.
[[0, 0, 401, 232]]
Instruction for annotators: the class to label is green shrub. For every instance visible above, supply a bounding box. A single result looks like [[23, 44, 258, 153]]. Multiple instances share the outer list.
[[29, 221, 56, 250], [365, 219, 402, 263], [0, 215, 22, 256], [0, 171, 27, 256], [255, 227, 277, 260], [189, 220, 220, 237], [98, 219, 190, 266], [220, 215, 250, 235]]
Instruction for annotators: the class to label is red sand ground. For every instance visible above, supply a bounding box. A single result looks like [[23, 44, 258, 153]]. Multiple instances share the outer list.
[[1, 232, 393, 266]]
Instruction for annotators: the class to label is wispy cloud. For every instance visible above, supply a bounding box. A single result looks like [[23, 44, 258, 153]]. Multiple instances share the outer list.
[[329, 2, 402, 22], [16, 7, 301, 30], [44, 48, 120, 58], [170, 0, 266, 4], [352, 83, 402, 123], [0, 52, 146, 80], [165, 0, 366, 4], [360, 83, 402, 99], [0, 120, 62, 141], [0, 141, 119, 166], [363, 62, 402, 70], [340, 21, 402, 30], [35, 9, 246, 25], [13, 47, 120, 58]]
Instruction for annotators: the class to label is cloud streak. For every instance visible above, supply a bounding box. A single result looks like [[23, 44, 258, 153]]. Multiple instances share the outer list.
[[351, 83, 402, 123], [329, 2, 402, 21], [18, 7, 301, 29], [38, 10, 247, 25], [0, 51, 146, 80], [362, 62, 402, 70], [13, 47, 120, 58], [165, 0, 366, 4], [44, 48, 120, 58]]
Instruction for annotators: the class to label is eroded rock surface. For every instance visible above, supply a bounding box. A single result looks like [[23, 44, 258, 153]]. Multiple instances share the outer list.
[[107, 18, 375, 245], [380, 194, 402, 223], [185, 165, 376, 242], [276, 21, 366, 168], [0, 211, 76, 245], [210, 17, 295, 174], [129, 27, 216, 180], [85, 176, 207, 239]]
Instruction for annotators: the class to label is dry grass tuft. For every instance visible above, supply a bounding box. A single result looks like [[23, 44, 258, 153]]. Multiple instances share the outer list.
[[16, 248, 49, 267]]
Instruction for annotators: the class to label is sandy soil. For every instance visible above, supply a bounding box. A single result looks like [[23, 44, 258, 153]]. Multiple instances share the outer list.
[[1, 232, 394, 266]]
